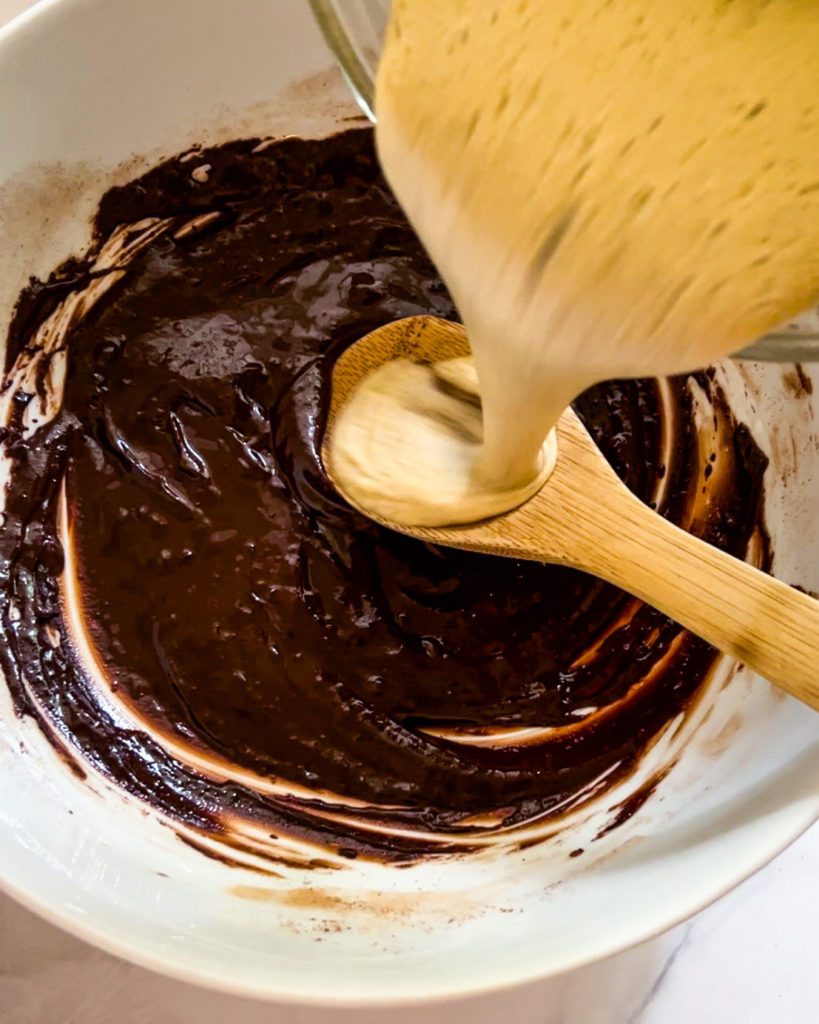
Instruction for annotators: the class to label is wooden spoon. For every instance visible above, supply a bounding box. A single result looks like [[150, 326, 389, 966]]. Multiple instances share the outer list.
[[323, 315, 819, 712]]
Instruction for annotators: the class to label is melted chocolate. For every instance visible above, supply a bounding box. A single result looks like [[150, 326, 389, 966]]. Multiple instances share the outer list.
[[0, 129, 769, 859]]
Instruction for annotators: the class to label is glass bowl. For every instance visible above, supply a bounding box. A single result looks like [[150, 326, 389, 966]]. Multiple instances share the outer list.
[[310, 0, 819, 363]]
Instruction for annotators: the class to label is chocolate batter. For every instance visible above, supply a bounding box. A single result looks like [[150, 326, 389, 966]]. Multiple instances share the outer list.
[[0, 129, 768, 860]]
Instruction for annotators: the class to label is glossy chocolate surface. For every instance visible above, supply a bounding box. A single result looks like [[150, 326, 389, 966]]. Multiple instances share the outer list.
[[0, 130, 768, 858]]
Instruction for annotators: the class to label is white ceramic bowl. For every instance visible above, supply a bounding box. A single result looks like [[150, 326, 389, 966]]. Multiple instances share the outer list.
[[0, 0, 817, 1006]]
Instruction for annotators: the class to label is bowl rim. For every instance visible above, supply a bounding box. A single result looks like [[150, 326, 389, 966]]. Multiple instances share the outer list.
[[0, 806, 814, 1006]]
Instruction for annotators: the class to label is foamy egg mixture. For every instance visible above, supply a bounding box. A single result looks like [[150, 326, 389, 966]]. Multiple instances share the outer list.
[[333, 0, 819, 526]]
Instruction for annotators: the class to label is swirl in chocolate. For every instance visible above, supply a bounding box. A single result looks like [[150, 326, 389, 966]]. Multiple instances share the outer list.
[[0, 130, 768, 864]]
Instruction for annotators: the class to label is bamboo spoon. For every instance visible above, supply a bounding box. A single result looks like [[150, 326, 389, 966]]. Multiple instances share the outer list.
[[323, 315, 819, 712]]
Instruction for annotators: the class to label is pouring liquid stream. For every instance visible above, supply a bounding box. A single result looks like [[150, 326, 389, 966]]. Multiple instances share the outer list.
[[331, 0, 819, 528]]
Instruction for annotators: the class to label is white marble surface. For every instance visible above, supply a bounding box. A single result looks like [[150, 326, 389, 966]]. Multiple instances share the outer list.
[[1, 1, 818, 1021]]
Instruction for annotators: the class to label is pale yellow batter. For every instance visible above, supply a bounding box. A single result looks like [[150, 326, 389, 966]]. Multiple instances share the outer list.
[[331, 0, 819, 526]]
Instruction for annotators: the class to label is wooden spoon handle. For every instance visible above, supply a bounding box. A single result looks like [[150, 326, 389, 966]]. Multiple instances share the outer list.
[[561, 486, 819, 711]]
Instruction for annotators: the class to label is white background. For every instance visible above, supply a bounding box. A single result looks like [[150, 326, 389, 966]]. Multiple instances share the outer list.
[[0, 1, 816, 1021]]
